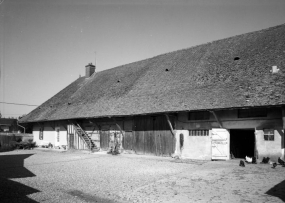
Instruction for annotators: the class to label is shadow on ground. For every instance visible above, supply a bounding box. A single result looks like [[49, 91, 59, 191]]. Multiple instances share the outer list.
[[0, 154, 40, 203], [266, 179, 285, 202], [0, 147, 15, 153], [68, 190, 119, 203]]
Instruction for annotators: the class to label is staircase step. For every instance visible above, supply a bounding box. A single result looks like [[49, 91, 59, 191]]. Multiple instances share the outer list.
[[73, 124, 97, 150]]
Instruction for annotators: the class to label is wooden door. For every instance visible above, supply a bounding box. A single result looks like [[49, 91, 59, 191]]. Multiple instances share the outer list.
[[123, 131, 134, 151], [69, 133, 75, 149], [143, 117, 155, 155], [211, 128, 230, 160], [100, 130, 109, 150], [153, 116, 175, 156], [133, 117, 145, 154], [132, 115, 175, 156]]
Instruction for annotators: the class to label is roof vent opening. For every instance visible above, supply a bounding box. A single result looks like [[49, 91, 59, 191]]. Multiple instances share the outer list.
[[234, 57, 240, 61], [117, 80, 120, 83], [165, 69, 169, 72], [68, 102, 71, 105], [271, 66, 279, 73]]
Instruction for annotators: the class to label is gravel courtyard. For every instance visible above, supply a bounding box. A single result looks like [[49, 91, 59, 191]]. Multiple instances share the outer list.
[[0, 149, 285, 203]]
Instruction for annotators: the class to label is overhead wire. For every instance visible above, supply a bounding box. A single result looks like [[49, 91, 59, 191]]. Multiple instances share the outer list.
[[0, 101, 39, 107]]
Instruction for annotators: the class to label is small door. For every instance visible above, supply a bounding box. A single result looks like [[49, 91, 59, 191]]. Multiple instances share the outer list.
[[69, 133, 75, 149], [100, 130, 109, 150], [211, 128, 230, 160]]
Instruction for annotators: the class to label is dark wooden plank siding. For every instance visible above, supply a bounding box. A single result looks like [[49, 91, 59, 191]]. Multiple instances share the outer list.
[[131, 115, 175, 156], [144, 117, 155, 155], [133, 117, 144, 154], [123, 131, 133, 150]]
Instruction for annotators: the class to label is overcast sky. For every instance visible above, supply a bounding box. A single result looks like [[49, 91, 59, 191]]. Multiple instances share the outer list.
[[0, 0, 285, 118]]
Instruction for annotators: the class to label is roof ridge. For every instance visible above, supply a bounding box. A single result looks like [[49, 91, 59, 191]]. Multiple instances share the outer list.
[[95, 23, 285, 74]]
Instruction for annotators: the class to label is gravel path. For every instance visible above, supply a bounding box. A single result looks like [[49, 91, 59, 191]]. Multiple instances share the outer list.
[[0, 149, 284, 203]]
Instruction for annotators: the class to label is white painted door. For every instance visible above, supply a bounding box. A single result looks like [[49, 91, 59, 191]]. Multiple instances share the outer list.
[[211, 128, 230, 160]]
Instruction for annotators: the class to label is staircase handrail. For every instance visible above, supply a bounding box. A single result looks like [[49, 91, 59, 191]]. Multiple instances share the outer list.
[[72, 123, 92, 150]]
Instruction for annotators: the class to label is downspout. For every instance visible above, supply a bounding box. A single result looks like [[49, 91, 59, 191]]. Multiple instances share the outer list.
[[17, 120, 25, 134]]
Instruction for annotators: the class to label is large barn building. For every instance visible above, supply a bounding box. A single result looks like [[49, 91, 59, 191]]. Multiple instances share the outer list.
[[20, 24, 285, 161]]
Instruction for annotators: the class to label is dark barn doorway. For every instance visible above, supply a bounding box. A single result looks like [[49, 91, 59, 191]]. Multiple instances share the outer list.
[[230, 129, 255, 158]]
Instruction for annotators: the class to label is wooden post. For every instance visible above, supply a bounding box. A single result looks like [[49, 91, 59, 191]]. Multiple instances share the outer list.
[[111, 117, 125, 153], [111, 117, 125, 136], [210, 111, 223, 128], [282, 106, 285, 130], [165, 114, 177, 157], [165, 114, 175, 136], [281, 106, 285, 160]]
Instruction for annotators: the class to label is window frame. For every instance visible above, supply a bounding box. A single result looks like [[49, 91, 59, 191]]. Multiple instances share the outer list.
[[264, 129, 274, 141], [189, 129, 209, 136], [188, 111, 210, 121], [56, 128, 60, 142], [39, 127, 43, 140], [238, 108, 267, 118]]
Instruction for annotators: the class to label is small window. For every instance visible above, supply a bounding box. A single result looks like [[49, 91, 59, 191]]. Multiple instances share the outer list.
[[39, 128, 43, 140], [189, 130, 209, 136], [238, 108, 267, 118], [264, 129, 274, 141], [188, 111, 210, 120]]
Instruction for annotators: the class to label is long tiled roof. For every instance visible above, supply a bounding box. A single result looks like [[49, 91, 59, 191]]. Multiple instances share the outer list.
[[20, 24, 285, 123]]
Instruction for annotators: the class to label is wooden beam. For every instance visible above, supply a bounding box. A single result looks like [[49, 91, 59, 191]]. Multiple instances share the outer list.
[[88, 119, 100, 130], [47, 121, 55, 130], [165, 114, 175, 136], [282, 106, 285, 128], [111, 117, 125, 136], [210, 111, 223, 128], [60, 121, 68, 131]]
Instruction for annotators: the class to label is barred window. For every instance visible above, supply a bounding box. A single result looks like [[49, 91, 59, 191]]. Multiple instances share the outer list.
[[188, 111, 210, 120], [56, 128, 60, 142], [238, 108, 267, 118], [39, 128, 43, 140], [189, 130, 209, 136], [264, 129, 274, 141]]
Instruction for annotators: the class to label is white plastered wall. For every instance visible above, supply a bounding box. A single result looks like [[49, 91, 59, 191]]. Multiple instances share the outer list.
[[33, 125, 41, 145], [174, 130, 212, 160], [255, 129, 283, 162], [33, 125, 55, 146], [33, 124, 67, 146]]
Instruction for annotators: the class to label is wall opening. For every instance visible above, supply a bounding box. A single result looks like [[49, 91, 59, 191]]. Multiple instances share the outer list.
[[230, 129, 255, 158]]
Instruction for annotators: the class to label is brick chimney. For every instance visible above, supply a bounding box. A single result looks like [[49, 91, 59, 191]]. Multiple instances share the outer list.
[[85, 63, 96, 77]]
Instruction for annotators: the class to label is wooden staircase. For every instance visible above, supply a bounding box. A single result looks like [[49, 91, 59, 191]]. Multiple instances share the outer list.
[[72, 123, 99, 152]]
